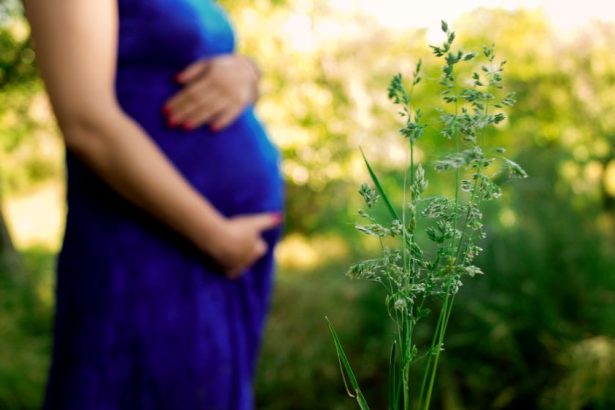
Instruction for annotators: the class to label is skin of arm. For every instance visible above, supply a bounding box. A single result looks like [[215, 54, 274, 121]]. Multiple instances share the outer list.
[[23, 0, 280, 277]]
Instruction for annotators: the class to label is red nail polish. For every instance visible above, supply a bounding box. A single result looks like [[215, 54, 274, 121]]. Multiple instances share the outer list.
[[161, 106, 170, 115], [273, 212, 284, 224], [167, 117, 178, 127], [174, 73, 182, 83], [210, 124, 219, 133], [182, 121, 194, 131]]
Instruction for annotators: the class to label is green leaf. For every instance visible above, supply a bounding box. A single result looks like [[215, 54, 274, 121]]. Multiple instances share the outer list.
[[360, 147, 399, 220], [441, 20, 448, 33], [325, 317, 371, 409]]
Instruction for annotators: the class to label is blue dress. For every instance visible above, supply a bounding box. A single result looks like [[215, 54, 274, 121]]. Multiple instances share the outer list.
[[43, 0, 284, 409]]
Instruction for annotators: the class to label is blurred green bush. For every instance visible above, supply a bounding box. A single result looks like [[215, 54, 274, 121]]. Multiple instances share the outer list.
[[0, 248, 52, 410]]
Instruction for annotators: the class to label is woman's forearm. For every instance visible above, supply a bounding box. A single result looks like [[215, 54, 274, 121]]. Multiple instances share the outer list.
[[61, 105, 228, 255]]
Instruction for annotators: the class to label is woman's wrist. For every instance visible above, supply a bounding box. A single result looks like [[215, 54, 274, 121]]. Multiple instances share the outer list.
[[237, 55, 261, 103], [244, 56, 261, 81], [190, 211, 230, 256]]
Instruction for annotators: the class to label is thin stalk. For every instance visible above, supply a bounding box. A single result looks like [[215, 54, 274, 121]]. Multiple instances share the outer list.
[[422, 282, 457, 410], [389, 341, 399, 410], [410, 135, 416, 282], [417, 289, 448, 408], [398, 82, 419, 410], [402, 137, 409, 285], [452, 99, 460, 254], [402, 317, 411, 410]]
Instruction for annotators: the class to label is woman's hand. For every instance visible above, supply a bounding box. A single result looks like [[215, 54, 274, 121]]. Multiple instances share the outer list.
[[206, 212, 282, 279], [163, 54, 261, 132]]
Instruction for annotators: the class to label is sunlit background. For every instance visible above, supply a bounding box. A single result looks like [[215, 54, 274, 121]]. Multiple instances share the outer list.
[[2, 0, 615, 408]]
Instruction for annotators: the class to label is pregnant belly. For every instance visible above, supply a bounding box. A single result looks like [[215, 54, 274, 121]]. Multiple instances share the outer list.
[[115, 79, 284, 216]]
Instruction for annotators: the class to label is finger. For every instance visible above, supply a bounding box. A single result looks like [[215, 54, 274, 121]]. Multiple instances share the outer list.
[[253, 239, 267, 259], [225, 238, 267, 280], [183, 97, 230, 130], [170, 88, 222, 127], [236, 240, 266, 273], [175, 58, 212, 84], [210, 103, 244, 132], [165, 77, 215, 118], [247, 212, 284, 232], [226, 267, 244, 280]]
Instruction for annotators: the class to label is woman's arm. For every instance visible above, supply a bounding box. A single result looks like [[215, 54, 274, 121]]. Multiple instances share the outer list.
[[23, 0, 280, 277]]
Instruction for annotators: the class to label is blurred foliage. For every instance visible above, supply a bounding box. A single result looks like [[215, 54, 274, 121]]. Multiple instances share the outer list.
[[0, 247, 52, 410], [0, 0, 61, 199], [1, 1, 615, 409]]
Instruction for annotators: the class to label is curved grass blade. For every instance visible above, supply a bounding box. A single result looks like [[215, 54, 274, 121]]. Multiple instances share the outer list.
[[360, 147, 399, 220], [325, 316, 371, 410]]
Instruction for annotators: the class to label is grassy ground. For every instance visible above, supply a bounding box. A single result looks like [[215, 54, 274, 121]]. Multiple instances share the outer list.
[[2, 214, 615, 410]]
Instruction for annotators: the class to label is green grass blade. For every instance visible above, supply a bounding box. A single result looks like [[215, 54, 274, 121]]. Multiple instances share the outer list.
[[325, 317, 360, 390], [388, 341, 398, 410], [325, 316, 371, 410], [360, 147, 399, 220]]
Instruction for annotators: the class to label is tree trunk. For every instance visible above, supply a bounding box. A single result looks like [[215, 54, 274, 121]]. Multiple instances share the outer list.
[[0, 206, 15, 251], [0, 203, 21, 277]]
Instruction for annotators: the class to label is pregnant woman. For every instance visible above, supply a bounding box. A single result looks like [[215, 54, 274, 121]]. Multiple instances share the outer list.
[[24, 0, 284, 408]]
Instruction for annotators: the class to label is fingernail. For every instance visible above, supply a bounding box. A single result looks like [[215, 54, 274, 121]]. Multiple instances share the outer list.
[[161, 105, 170, 115], [167, 117, 178, 127], [174, 73, 182, 83], [210, 124, 219, 133], [182, 121, 194, 131], [273, 212, 284, 224]]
